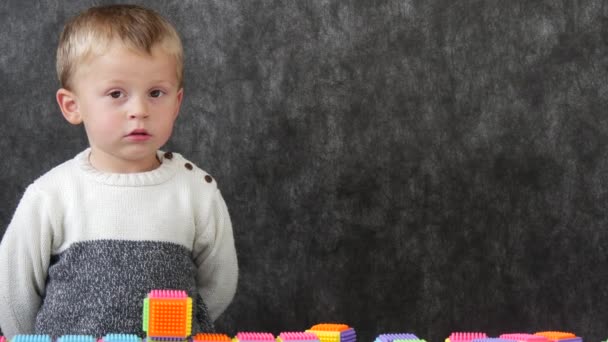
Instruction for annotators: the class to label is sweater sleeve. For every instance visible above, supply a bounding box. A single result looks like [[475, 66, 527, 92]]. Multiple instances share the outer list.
[[192, 189, 238, 321], [0, 185, 56, 338]]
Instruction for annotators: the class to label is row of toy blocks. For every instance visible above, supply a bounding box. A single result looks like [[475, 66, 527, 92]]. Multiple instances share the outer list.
[[232, 323, 358, 342], [3, 334, 142, 342], [0, 331, 421, 342], [0, 325, 343, 342], [446, 331, 582, 342], [0, 326, 346, 342], [1, 334, 230, 342], [233, 331, 424, 342], [1, 323, 425, 342]]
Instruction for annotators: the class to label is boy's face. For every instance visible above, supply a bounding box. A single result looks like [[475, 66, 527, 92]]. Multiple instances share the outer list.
[[57, 41, 183, 173]]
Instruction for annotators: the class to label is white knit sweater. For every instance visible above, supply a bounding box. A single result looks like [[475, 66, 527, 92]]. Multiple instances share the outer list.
[[0, 149, 238, 338]]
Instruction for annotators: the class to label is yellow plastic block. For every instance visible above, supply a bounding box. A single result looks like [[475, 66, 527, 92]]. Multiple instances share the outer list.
[[306, 330, 341, 342]]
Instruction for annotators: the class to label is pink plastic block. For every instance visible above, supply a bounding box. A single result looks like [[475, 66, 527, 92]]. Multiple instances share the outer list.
[[279, 333, 319, 342], [500, 334, 548, 342], [236, 333, 275, 342], [148, 290, 188, 299]]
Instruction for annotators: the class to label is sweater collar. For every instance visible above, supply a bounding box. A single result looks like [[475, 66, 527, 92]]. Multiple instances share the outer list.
[[75, 148, 178, 186]]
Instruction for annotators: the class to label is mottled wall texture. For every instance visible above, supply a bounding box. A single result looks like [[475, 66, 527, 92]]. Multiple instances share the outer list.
[[2, 0, 608, 341]]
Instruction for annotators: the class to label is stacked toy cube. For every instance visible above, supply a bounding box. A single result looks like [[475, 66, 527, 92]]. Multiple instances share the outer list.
[[306, 324, 356, 342], [143, 290, 193, 342]]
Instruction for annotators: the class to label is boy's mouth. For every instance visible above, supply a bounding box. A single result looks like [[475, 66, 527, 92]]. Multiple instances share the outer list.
[[125, 129, 152, 141], [127, 129, 150, 137]]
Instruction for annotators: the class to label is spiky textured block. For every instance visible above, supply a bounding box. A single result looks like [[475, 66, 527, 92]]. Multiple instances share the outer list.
[[233, 332, 275, 342], [101, 334, 141, 342], [143, 290, 193, 338], [534, 332, 581, 342], [192, 334, 232, 342], [376, 333, 419, 342], [57, 335, 96, 342], [306, 324, 356, 342], [447, 333, 489, 342], [277, 332, 320, 342], [500, 334, 548, 342], [12, 336, 52, 342], [309, 325, 350, 332]]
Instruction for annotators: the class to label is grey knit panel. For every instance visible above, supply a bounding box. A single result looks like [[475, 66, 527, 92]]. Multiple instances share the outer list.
[[195, 293, 215, 332], [34, 240, 214, 337]]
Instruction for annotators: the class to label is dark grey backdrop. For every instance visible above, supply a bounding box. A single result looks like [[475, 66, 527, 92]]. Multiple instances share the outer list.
[[1, 1, 608, 342]]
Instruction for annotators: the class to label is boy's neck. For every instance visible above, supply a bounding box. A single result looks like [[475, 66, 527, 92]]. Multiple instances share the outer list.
[[88, 149, 161, 173]]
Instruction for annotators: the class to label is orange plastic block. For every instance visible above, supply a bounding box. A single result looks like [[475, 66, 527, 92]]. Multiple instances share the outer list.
[[534, 332, 579, 342], [145, 290, 192, 338], [309, 324, 350, 332], [192, 334, 231, 342]]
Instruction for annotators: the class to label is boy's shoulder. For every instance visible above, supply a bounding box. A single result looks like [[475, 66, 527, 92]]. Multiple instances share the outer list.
[[29, 151, 84, 190], [159, 150, 219, 189]]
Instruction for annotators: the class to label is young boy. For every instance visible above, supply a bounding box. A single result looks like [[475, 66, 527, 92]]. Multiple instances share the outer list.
[[0, 4, 238, 338]]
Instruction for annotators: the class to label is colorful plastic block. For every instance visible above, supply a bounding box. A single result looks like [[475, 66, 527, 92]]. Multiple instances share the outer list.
[[58, 335, 97, 342], [376, 333, 419, 342], [472, 339, 517, 342], [12, 336, 52, 342], [192, 334, 232, 342], [306, 324, 356, 342], [447, 333, 488, 342], [143, 290, 193, 339], [101, 334, 141, 342], [534, 332, 581, 342], [234, 333, 275, 342], [309, 325, 350, 332], [500, 334, 548, 342], [277, 332, 320, 342]]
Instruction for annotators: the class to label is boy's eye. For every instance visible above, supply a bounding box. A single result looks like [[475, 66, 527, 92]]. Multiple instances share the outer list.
[[150, 90, 163, 98], [109, 91, 123, 99]]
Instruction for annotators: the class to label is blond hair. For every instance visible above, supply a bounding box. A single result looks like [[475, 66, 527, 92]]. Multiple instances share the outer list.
[[57, 4, 183, 90]]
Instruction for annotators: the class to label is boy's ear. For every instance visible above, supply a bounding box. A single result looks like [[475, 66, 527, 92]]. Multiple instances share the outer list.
[[56, 88, 82, 125], [174, 88, 184, 119]]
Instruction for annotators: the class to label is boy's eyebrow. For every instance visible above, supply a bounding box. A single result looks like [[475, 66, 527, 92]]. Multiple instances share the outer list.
[[101, 79, 178, 86]]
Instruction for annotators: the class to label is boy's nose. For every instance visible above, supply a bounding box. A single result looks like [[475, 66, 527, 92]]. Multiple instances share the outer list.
[[129, 98, 149, 119], [129, 111, 149, 119]]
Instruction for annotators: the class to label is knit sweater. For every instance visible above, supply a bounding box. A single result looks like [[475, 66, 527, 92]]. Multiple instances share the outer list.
[[0, 149, 238, 338]]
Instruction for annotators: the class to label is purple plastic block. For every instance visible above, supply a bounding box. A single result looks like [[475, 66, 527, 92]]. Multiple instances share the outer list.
[[450, 333, 488, 342], [472, 339, 517, 342], [553, 338, 582, 342], [340, 329, 357, 342], [377, 334, 419, 342]]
